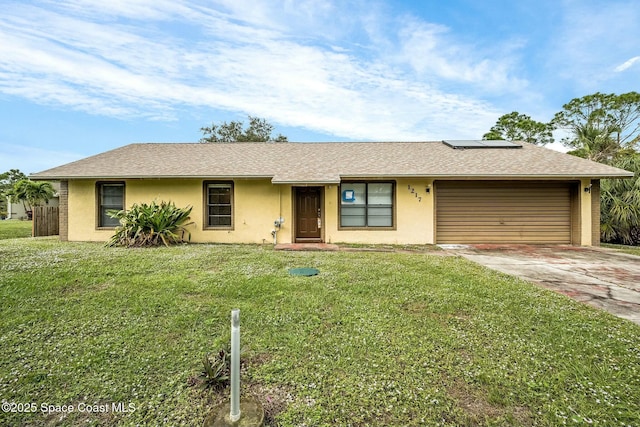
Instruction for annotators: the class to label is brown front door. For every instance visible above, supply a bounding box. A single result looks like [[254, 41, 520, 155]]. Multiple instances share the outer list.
[[295, 187, 322, 242]]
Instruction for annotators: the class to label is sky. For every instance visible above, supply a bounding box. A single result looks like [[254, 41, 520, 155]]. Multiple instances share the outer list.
[[1, 0, 639, 175]]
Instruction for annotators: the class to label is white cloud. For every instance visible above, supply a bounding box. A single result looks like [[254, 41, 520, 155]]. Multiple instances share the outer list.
[[614, 56, 640, 72], [0, 0, 519, 141], [45, 0, 197, 21], [395, 19, 528, 94]]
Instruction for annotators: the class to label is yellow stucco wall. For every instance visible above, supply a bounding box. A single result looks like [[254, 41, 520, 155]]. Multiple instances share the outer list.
[[67, 178, 436, 244], [68, 180, 112, 242], [323, 179, 435, 244], [67, 177, 593, 246], [68, 179, 292, 243], [580, 178, 593, 246], [128, 179, 287, 244]]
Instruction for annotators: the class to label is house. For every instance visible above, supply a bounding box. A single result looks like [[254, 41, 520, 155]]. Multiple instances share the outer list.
[[30, 141, 633, 246]]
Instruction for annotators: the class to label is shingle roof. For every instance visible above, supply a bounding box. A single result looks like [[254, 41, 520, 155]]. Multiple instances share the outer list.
[[30, 141, 633, 182]]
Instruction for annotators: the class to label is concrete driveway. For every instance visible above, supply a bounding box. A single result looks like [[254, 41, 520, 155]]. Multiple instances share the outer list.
[[446, 245, 640, 325]]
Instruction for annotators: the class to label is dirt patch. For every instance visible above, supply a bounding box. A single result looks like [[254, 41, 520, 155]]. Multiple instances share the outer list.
[[190, 352, 292, 426], [243, 353, 293, 426], [245, 383, 295, 427], [181, 290, 210, 302], [193, 382, 293, 427], [38, 399, 118, 427], [447, 379, 533, 426], [91, 281, 115, 292], [402, 301, 429, 314], [247, 352, 272, 366]]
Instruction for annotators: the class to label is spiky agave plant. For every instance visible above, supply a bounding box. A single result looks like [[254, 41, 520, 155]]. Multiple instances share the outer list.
[[107, 201, 194, 247]]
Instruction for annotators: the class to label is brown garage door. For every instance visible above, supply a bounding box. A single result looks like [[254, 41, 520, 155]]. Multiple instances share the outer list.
[[436, 181, 572, 244]]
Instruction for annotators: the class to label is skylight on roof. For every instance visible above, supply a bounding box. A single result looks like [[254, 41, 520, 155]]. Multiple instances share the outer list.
[[442, 140, 522, 149]]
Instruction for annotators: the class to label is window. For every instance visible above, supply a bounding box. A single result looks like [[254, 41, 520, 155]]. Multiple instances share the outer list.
[[98, 182, 124, 228], [205, 182, 233, 228], [340, 182, 394, 227]]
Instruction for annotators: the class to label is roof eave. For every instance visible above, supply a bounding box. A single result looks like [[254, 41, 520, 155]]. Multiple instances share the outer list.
[[341, 173, 634, 180], [271, 180, 341, 185], [31, 172, 634, 181], [29, 174, 276, 180]]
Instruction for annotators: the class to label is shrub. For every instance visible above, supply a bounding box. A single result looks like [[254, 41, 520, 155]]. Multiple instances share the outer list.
[[601, 153, 640, 245], [199, 347, 231, 391], [107, 201, 194, 247]]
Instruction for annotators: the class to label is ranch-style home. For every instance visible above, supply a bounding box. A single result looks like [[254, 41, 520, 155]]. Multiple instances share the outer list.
[[31, 141, 632, 246]]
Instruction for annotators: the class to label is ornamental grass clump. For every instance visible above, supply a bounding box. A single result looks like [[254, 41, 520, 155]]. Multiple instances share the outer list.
[[107, 201, 194, 247]]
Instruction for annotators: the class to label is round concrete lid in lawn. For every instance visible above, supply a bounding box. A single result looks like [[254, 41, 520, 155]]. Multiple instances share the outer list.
[[202, 397, 264, 427], [288, 267, 319, 276]]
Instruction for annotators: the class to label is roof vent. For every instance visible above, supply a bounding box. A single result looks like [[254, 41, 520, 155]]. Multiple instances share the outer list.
[[442, 140, 522, 149]]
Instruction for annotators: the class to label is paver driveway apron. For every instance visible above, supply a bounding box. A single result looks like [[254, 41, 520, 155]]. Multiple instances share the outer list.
[[445, 245, 640, 325]]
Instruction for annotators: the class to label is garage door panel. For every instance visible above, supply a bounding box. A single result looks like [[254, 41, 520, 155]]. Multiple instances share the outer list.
[[436, 181, 572, 244], [438, 228, 572, 234], [440, 208, 570, 212], [435, 235, 570, 244], [439, 222, 570, 228], [440, 211, 569, 221], [439, 191, 565, 196], [439, 198, 565, 207], [438, 203, 568, 207], [438, 227, 572, 233], [438, 199, 569, 207]]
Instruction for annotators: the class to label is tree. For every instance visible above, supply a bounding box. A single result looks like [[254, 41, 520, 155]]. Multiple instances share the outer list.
[[9, 179, 55, 213], [564, 123, 622, 163], [1, 169, 27, 196], [552, 92, 640, 157], [600, 153, 640, 245], [0, 169, 28, 218], [200, 116, 288, 143], [482, 111, 554, 145], [547, 93, 640, 245]]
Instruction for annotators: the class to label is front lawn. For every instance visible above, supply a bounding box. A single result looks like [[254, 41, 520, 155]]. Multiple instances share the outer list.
[[0, 219, 32, 239], [0, 240, 639, 426], [602, 243, 640, 257]]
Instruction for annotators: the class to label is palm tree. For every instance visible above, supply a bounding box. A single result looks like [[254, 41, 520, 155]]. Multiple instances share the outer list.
[[10, 180, 55, 217], [600, 154, 640, 244], [568, 123, 621, 163]]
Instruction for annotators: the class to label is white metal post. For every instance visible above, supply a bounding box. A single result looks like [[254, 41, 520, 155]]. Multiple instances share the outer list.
[[230, 309, 241, 422]]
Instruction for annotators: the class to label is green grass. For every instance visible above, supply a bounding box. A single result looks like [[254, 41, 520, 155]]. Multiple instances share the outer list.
[[0, 220, 32, 239], [1, 240, 639, 427], [602, 243, 640, 256]]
